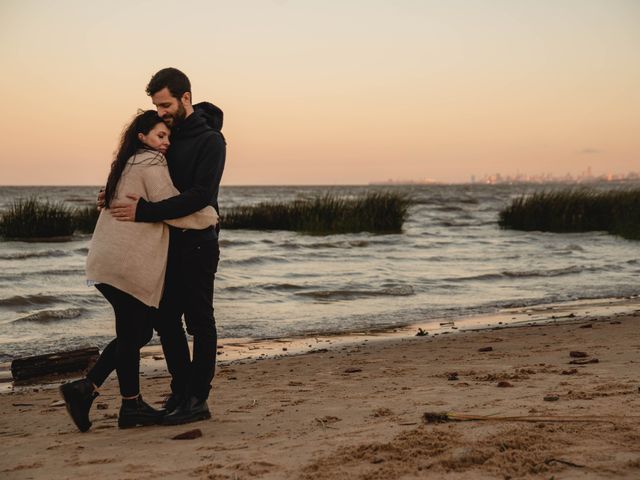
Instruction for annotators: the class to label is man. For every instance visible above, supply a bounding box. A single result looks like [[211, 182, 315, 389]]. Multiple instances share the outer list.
[[110, 67, 226, 425]]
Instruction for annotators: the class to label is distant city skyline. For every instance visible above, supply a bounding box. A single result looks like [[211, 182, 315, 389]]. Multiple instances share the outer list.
[[470, 167, 640, 185], [373, 166, 640, 185]]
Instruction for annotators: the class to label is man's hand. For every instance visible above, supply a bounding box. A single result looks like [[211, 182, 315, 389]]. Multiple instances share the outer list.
[[109, 194, 142, 222]]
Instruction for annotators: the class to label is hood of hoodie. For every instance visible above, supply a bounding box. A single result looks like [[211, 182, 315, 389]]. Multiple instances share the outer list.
[[195, 102, 224, 131], [170, 102, 224, 139]]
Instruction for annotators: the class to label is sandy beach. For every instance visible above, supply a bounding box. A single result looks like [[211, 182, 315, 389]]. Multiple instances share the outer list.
[[2, 305, 639, 479]]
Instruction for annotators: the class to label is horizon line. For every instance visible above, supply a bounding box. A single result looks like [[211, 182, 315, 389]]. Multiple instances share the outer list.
[[3, 179, 640, 188]]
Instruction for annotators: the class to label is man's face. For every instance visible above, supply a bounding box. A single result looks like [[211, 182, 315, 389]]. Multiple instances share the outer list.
[[151, 87, 187, 127]]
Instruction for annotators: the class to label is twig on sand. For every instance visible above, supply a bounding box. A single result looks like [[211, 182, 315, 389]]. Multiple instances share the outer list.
[[545, 458, 586, 468], [423, 411, 635, 425]]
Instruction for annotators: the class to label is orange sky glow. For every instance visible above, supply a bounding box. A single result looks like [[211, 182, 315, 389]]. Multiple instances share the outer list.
[[0, 0, 638, 185]]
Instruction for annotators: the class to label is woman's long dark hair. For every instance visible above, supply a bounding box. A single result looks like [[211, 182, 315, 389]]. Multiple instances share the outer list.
[[104, 110, 165, 208]]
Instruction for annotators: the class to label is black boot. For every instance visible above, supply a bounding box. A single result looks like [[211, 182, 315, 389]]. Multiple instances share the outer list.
[[161, 395, 211, 426], [118, 395, 164, 429], [59, 378, 98, 433], [160, 391, 185, 415]]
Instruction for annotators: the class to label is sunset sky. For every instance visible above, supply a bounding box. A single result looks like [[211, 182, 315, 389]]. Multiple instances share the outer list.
[[1, 0, 638, 185]]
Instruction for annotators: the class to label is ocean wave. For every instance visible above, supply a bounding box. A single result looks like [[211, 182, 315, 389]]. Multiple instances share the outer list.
[[262, 283, 305, 291], [433, 205, 467, 212], [223, 282, 316, 294], [435, 220, 482, 227], [445, 265, 600, 282], [218, 239, 259, 247], [475, 288, 640, 311], [564, 244, 586, 252], [412, 197, 478, 206], [281, 238, 397, 250], [221, 256, 289, 266], [418, 255, 448, 262], [39, 268, 85, 276], [549, 244, 586, 253], [280, 242, 301, 250], [13, 308, 83, 323], [0, 294, 60, 308], [0, 250, 70, 260], [296, 285, 415, 301], [0, 268, 84, 280], [311, 241, 355, 249], [301, 240, 372, 249], [501, 265, 601, 278]]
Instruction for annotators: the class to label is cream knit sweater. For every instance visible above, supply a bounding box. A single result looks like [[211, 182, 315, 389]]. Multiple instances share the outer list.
[[86, 149, 218, 307]]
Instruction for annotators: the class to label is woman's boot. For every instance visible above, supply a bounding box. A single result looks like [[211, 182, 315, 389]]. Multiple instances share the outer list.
[[59, 378, 99, 432]]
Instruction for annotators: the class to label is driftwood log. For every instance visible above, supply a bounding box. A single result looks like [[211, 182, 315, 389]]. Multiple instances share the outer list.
[[11, 347, 99, 381]]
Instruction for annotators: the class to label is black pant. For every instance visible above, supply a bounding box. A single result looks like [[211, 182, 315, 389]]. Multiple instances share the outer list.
[[87, 284, 154, 397], [154, 233, 219, 400]]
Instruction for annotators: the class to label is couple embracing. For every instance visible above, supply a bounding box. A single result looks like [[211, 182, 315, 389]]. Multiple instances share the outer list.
[[60, 68, 226, 430]]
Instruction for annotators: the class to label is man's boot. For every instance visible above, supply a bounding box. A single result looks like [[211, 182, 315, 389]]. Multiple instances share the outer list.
[[160, 391, 185, 415], [161, 395, 211, 425], [118, 395, 164, 429]]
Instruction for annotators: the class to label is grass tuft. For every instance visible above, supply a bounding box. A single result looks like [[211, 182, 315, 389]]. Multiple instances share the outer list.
[[0, 198, 102, 240], [73, 206, 100, 234], [221, 192, 411, 234], [498, 188, 640, 240], [2, 192, 411, 239], [0, 197, 76, 239]]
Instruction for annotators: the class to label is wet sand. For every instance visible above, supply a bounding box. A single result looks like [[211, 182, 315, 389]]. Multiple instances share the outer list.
[[1, 305, 640, 479]]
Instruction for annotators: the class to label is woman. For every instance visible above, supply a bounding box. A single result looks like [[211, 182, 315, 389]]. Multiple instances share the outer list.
[[60, 110, 217, 431]]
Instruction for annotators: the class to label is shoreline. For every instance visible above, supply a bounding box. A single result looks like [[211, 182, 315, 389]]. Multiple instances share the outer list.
[[2, 295, 638, 390]]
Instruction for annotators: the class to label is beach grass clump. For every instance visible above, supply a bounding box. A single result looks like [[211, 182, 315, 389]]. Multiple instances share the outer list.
[[0, 197, 76, 239], [73, 206, 100, 233], [222, 192, 411, 234], [499, 188, 640, 240]]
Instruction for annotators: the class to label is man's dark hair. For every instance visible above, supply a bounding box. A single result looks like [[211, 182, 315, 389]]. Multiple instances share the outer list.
[[146, 67, 191, 99]]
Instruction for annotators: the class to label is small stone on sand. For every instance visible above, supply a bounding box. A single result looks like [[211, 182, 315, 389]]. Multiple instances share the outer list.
[[344, 367, 362, 373], [570, 351, 588, 358], [172, 429, 203, 440], [569, 358, 599, 365]]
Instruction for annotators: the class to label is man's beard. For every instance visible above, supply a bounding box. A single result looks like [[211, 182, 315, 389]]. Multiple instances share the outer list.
[[164, 102, 187, 127]]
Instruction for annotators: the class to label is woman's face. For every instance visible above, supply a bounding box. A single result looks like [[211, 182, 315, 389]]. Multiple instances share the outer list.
[[139, 122, 170, 154]]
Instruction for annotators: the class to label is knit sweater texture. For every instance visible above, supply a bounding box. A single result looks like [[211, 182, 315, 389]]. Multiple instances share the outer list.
[[86, 149, 218, 307]]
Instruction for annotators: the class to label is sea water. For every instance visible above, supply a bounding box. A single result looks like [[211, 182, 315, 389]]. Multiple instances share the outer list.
[[1, 184, 638, 361]]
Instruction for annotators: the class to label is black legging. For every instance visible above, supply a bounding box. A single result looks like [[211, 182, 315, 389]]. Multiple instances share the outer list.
[[86, 284, 154, 397]]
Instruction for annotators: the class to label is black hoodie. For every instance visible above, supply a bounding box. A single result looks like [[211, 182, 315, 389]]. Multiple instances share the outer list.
[[135, 102, 226, 239]]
